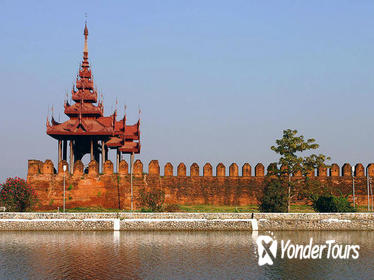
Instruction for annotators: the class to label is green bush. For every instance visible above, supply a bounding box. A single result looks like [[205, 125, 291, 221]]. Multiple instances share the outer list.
[[0, 177, 38, 212], [164, 204, 181, 212], [140, 207, 154, 212], [138, 188, 165, 212], [259, 178, 288, 213], [312, 195, 355, 213]]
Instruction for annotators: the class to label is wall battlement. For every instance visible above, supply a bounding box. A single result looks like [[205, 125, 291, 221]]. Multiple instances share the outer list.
[[28, 159, 374, 178], [27, 159, 373, 210]]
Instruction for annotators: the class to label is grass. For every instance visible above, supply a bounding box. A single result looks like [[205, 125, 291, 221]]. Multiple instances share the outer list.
[[52, 207, 123, 213], [178, 204, 316, 213], [178, 205, 258, 213], [40, 204, 315, 213], [356, 205, 374, 213], [38, 204, 373, 213]]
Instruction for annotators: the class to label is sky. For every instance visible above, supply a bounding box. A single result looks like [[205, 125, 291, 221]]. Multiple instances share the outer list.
[[0, 0, 373, 180]]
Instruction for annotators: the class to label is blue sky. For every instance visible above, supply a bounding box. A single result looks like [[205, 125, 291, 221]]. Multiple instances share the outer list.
[[0, 1, 373, 180]]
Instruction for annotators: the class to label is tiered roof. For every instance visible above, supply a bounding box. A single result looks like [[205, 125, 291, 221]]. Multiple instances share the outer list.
[[46, 24, 140, 154]]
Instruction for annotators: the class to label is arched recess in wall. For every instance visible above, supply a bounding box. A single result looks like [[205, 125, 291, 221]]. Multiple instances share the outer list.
[[80, 154, 91, 173]]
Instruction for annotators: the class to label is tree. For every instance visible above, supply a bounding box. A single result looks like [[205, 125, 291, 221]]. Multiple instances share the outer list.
[[312, 195, 355, 213], [259, 178, 288, 212], [270, 129, 330, 212], [0, 177, 38, 212]]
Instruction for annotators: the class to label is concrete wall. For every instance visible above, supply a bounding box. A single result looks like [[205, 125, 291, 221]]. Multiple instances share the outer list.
[[27, 159, 373, 210], [0, 213, 373, 231]]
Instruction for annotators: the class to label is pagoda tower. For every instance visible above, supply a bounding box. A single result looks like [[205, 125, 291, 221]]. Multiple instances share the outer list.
[[47, 24, 141, 173]]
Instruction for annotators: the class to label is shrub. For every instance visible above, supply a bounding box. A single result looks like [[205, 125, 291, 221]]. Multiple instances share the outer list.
[[312, 195, 355, 213], [259, 178, 288, 213], [138, 188, 165, 212], [299, 179, 334, 202], [0, 177, 38, 212], [164, 204, 181, 212]]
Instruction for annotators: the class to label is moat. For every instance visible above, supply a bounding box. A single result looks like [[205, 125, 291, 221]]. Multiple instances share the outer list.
[[0, 231, 372, 279]]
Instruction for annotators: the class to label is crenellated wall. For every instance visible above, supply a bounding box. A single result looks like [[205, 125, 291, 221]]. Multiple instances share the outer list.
[[27, 159, 374, 210]]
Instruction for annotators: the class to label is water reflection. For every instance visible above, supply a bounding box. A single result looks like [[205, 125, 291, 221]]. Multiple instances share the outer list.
[[0, 231, 372, 279]]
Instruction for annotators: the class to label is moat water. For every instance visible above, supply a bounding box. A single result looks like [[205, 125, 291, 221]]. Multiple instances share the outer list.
[[0, 231, 373, 279]]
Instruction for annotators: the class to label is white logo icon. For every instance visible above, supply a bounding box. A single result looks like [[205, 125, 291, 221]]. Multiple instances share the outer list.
[[256, 235, 278, 266], [255, 236, 360, 265]]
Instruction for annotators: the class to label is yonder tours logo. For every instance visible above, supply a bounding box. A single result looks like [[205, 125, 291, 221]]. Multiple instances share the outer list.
[[256, 235, 360, 266]]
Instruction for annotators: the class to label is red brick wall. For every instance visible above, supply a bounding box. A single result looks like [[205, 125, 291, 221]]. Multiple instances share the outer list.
[[27, 159, 373, 210]]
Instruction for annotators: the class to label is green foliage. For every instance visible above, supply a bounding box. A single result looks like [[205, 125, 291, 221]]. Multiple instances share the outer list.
[[259, 179, 288, 213], [66, 207, 121, 212], [138, 188, 165, 212], [0, 177, 38, 212], [267, 162, 279, 175], [312, 195, 355, 213], [301, 179, 335, 202], [271, 129, 330, 176], [140, 207, 154, 212], [164, 204, 181, 212], [178, 204, 258, 213], [67, 185, 73, 191], [270, 129, 331, 211]]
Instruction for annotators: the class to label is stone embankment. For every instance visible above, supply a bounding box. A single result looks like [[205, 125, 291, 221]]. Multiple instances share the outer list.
[[0, 213, 373, 231]]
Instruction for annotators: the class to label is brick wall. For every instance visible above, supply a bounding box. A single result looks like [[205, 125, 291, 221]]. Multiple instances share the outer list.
[[27, 159, 374, 210]]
